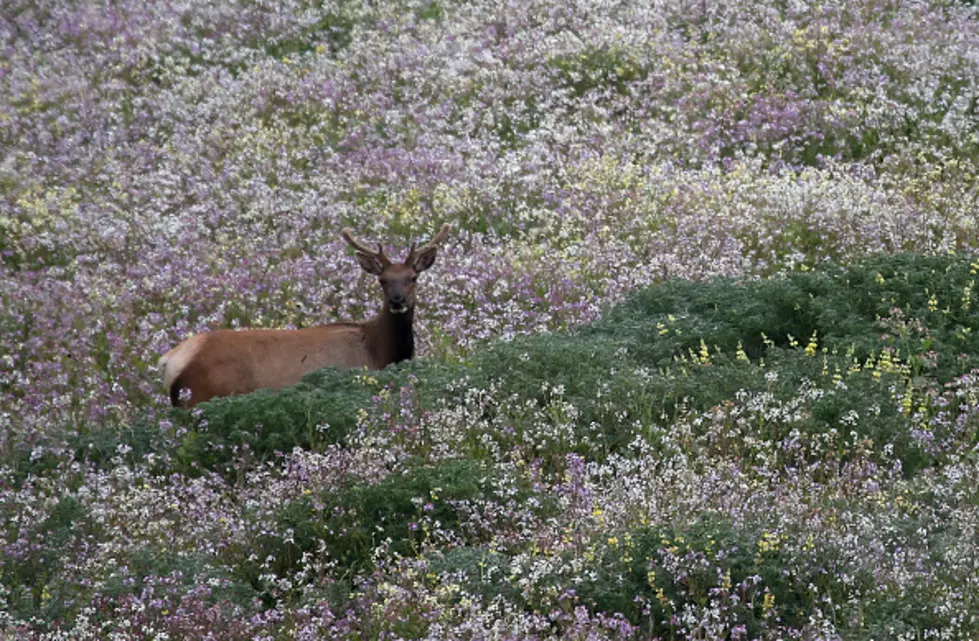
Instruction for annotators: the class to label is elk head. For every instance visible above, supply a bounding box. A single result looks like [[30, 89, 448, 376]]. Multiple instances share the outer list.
[[341, 223, 451, 315]]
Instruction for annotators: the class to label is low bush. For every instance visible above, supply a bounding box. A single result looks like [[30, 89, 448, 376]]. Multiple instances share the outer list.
[[240, 457, 550, 604]]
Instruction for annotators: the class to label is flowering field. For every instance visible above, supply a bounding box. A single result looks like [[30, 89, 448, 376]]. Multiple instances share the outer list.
[[2, 0, 979, 638]]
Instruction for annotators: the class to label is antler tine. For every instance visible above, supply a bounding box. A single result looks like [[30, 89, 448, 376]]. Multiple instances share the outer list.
[[424, 223, 451, 249], [406, 223, 451, 263], [341, 227, 390, 261], [340, 227, 374, 254]]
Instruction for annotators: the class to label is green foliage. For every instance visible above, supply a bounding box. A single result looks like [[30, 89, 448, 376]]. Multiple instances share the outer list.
[[260, 0, 447, 61], [594, 252, 979, 379], [173, 366, 383, 477], [426, 546, 521, 603], [72, 414, 175, 474], [260, 9, 357, 59], [244, 458, 524, 598], [572, 516, 874, 637], [0, 496, 102, 624], [96, 547, 257, 607], [547, 45, 648, 98]]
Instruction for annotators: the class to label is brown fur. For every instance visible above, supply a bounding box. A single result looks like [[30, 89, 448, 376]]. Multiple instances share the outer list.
[[159, 225, 449, 407], [160, 324, 374, 406]]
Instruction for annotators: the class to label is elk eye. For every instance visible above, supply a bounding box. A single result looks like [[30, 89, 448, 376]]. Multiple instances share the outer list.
[[411, 275, 418, 282]]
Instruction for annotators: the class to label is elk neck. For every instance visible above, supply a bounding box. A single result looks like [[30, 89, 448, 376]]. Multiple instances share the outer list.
[[365, 302, 415, 367]]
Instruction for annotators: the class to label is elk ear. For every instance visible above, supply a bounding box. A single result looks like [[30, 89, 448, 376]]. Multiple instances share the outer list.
[[411, 246, 438, 272], [355, 252, 386, 275]]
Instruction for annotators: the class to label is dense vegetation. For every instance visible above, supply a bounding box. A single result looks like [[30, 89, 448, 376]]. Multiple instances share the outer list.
[[5, 252, 979, 639], [2, 0, 978, 639]]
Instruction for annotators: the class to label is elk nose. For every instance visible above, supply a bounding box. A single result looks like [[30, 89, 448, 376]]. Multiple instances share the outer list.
[[390, 293, 406, 306]]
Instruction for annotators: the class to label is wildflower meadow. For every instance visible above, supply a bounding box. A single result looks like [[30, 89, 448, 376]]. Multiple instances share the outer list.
[[1, 0, 978, 639]]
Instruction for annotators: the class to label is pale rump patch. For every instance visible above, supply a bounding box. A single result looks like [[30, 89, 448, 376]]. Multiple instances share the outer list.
[[158, 335, 204, 392]]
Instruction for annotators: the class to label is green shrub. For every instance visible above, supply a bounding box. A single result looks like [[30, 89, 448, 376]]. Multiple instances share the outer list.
[[547, 45, 648, 98], [0, 496, 102, 624], [572, 516, 874, 637], [173, 366, 383, 477], [426, 546, 521, 604], [242, 458, 542, 598], [596, 252, 979, 380], [96, 546, 257, 607]]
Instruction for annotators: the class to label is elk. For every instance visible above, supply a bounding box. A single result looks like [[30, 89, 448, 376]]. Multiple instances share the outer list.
[[159, 224, 450, 407]]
